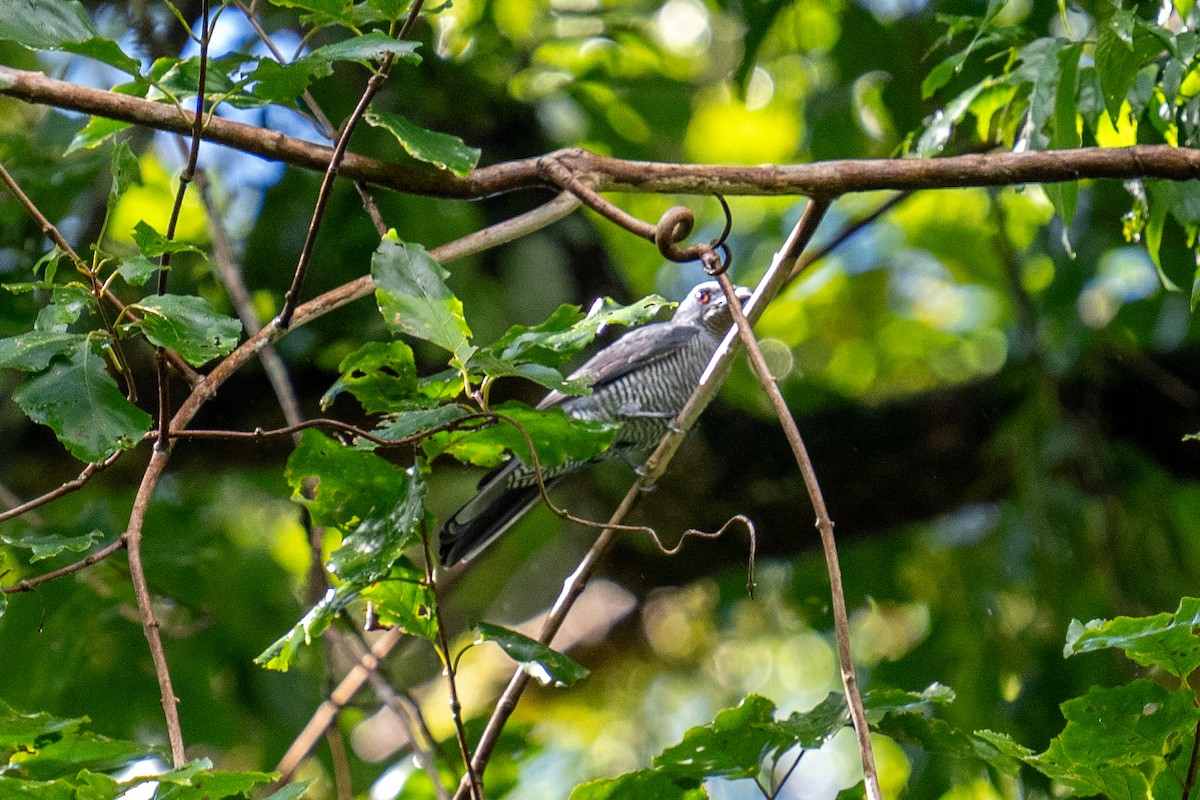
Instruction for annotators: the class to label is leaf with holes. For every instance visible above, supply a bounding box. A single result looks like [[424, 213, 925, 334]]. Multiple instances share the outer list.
[[321, 340, 419, 413], [474, 622, 589, 687], [12, 340, 151, 462], [128, 294, 241, 367]]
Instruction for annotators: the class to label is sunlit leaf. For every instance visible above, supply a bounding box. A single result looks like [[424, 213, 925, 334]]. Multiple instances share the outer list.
[[1064, 597, 1200, 678], [127, 294, 242, 367], [12, 340, 151, 462], [364, 109, 479, 176], [310, 32, 421, 65], [372, 232, 475, 365], [66, 117, 131, 154], [326, 464, 424, 585], [474, 622, 590, 687], [285, 428, 412, 531], [130, 221, 205, 259], [655, 694, 789, 780], [1096, 10, 1140, 125]]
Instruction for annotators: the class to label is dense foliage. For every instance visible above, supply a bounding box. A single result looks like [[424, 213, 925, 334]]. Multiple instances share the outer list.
[[1, 0, 1200, 799]]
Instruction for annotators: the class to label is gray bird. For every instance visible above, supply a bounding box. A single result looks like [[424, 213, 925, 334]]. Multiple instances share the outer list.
[[439, 280, 753, 566]]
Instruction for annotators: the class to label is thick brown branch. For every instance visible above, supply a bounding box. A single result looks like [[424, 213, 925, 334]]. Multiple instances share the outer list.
[[6, 66, 1200, 199]]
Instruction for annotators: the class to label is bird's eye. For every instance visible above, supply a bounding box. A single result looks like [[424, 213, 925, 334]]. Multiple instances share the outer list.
[[694, 288, 710, 304]]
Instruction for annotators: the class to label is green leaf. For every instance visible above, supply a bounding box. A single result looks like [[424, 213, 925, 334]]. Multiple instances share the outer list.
[[474, 622, 590, 687], [1096, 9, 1141, 125], [12, 340, 152, 462], [35, 285, 96, 333], [569, 770, 706, 800], [107, 141, 139, 219], [115, 256, 160, 287], [286, 429, 413, 531], [310, 31, 421, 65], [364, 109, 479, 176], [0, 331, 86, 372], [0, 0, 139, 74], [0, 528, 104, 563], [655, 694, 791, 780], [476, 295, 670, 370], [127, 294, 242, 367], [360, 558, 437, 641], [255, 583, 357, 671], [0, 701, 85, 748], [66, 117, 131, 154], [264, 0, 354, 25], [1046, 43, 1082, 226], [425, 401, 618, 469], [373, 405, 471, 443], [265, 781, 313, 800], [12, 729, 158, 781], [321, 340, 419, 413], [130, 221, 205, 259], [326, 463, 424, 585], [1064, 597, 1200, 678], [372, 232, 475, 365], [1028, 681, 1200, 798]]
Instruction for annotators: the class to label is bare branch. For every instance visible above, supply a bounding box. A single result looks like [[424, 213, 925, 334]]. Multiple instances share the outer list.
[[0, 452, 124, 524], [8, 67, 1200, 199]]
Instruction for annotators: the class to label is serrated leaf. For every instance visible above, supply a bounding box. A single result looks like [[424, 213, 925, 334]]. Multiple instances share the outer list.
[[360, 558, 437, 641], [0, 331, 86, 372], [0, 528, 104, 563], [321, 340, 419, 413], [425, 401, 617, 469], [569, 769, 706, 800], [12, 340, 151, 462], [130, 221, 205, 259], [474, 622, 589, 687], [128, 294, 241, 367], [372, 232, 475, 364], [1029, 681, 1199, 798], [364, 109, 479, 176], [0, 0, 139, 74], [1064, 597, 1200, 678]]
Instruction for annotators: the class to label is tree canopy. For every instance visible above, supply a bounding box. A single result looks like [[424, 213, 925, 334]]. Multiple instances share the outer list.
[[2, 1, 1200, 799]]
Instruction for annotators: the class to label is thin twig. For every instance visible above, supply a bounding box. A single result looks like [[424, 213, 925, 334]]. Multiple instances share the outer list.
[[167, 414, 492, 448], [1183, 718, 1200, 800], [449, 198, 832, 799], [1, 537, 127, 594], [0, 452, 123, 524], [714, 269, 880, 800], [277, 0, 426, 328], [421, 519, 483, 799], [122, 449, 186, 765], [274, 626, 407, 784], [787, 191, 911, 281], [154, 0, 210, 449]]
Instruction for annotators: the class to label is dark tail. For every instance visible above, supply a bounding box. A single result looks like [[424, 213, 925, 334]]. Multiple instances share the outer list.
[[438, 462, 553, 566]]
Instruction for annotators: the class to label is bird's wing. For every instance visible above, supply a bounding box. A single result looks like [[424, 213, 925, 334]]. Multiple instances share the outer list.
[[537, 322, 696, 409]]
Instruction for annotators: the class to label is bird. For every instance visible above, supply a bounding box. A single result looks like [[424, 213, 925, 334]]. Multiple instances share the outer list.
[[439, 279, 753, 566]]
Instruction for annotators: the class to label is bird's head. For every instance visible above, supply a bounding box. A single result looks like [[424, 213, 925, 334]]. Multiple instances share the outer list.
[[673, 281, 754, 334]]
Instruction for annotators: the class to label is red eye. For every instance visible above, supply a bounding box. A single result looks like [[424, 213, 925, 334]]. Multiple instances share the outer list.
[[694, 289, 710, 304]]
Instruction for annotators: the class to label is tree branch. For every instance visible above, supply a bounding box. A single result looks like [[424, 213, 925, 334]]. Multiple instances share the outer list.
[[6, 66, 1200, 200]]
